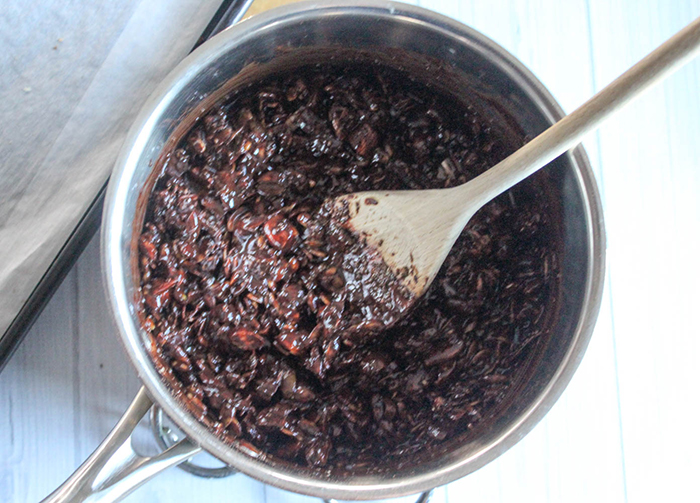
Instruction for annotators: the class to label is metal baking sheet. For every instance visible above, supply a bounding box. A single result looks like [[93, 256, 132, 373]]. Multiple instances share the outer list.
[[0, 0, 254, 371]]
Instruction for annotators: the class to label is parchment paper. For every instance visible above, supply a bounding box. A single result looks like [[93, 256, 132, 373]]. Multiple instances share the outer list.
[[0, 0, 224, 341]]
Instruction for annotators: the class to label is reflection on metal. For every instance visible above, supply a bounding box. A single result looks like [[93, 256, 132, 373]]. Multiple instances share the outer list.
[[150, 405, 238, 479]]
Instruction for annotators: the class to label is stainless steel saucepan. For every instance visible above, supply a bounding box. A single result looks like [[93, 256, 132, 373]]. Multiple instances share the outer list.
[[44, 1, 605, 501]]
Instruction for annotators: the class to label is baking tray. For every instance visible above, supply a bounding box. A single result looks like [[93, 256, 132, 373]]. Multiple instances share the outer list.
[[0, 0, 255, 371]]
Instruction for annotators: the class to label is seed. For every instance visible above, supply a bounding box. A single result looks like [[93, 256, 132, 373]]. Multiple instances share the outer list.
[[139, 236, 158, 261], [257, 403, 293, 429], [348, 123, 379, 157], [229, 326, 267, 351], [264, 214, 299, 252], [296, 212, 312, 227], [471, 349, 491, 365], [227, 416, 242, 437], [359, 352, 386, 374], [306, 248, 327, 258], [214, 126, 234, 146], [255, 374, 282, 401], [305, 438, 331, 467], [189, 130, 207, 153], [246, 292, 263, 304], [276, 328, 308, 356], [425, 339, 464, 366], [292, 384, 315, 402], [238, 441, 262, 457], [305, 239, 323, 249]]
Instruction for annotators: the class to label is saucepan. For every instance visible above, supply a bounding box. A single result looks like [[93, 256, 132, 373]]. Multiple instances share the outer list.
[[44, 1, 605, 501]]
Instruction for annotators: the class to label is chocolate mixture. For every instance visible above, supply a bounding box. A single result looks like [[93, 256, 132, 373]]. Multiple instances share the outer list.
[[137, 63, 560, 474]]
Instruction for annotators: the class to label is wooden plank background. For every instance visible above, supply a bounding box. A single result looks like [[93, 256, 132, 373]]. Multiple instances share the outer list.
[[2, 0, 699, 501]]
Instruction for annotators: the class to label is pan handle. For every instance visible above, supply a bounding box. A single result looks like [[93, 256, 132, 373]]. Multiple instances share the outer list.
[[41, 387, 202, 503]]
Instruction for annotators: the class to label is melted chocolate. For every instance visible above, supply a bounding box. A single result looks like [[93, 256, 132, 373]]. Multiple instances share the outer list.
[[137, 63, 560, 474]]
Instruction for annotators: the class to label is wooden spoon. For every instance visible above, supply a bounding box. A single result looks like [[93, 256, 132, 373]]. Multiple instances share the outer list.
[[332, 15, 700, 302]]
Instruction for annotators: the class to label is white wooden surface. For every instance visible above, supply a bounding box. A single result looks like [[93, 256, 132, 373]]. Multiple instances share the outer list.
[[2, 1, 700, 501]]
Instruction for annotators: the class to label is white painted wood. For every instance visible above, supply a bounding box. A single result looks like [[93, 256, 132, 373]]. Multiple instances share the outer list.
[[0, 270, 78, 502], [2, 1, 700, 503], [587, 1, 700, 502]]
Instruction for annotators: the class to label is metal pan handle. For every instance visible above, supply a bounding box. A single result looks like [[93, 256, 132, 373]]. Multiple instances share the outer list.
[[41, 388, 201, 503]]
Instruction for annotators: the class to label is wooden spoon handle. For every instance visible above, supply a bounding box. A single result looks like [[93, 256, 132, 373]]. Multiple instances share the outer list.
[[457, 15, 700, 208]]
